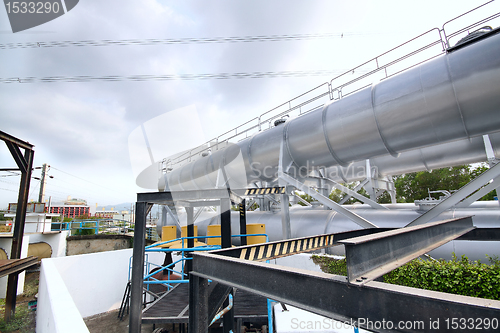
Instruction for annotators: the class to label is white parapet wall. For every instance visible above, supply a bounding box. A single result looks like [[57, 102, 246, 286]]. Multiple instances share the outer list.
[[37, 247, 165, 333], [0, 231, 68, 298], [0, 235, 29, 297], [37, 259, 89, 333]]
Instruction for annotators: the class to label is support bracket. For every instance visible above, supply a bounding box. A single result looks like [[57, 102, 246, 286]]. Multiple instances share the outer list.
[[309, 176, 388, 209], [340, 217, 475, 284], [407, 161, 500, 226], [279, 172, 378, 229]]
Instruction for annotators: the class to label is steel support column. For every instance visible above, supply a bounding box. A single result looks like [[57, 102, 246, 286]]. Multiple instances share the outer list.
[[239, 199, 247, 246], [129, 201, 151, 333], [164, 205, 182, 236], [5, 144, 33, 321], [188, 274, 209, 333], [407, 161, 500, 226], [220, 197, 233, 332], [221, 198, 232, 249], [280, 190, 291, 239], [186, 206, 194, 273]]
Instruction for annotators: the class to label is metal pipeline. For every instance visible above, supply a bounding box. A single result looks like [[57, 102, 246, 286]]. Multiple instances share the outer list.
[[193, 205, 500, 261], [324, 133, 500, 183], [164, 32, 500, 191]]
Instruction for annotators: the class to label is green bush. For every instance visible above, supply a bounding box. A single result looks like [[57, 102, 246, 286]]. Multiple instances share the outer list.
[[312, 254, 500, 300], [72, 222, 96, 235], [312, 255, 347, 276], [384, 254, 500, 300]]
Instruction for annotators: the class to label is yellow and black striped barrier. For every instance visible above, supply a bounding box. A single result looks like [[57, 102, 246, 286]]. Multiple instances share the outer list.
[[244, 187, 286, 196], [238, 235, 335, 261], [211, 234, 336, 262], [210, 228, 393, 262]]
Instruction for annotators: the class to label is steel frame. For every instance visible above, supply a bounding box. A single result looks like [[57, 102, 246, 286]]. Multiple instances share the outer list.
[[407, 161, 500, 226], [0, 130, 34, 322], [279, 172, 378, 229], [309, 174, 388, 210], [190, 251, 500, 333], [130, 189, 244, 333], [341, 217, 475, 284], [185, 217, 498, 333], [132, 189, 500, 333]]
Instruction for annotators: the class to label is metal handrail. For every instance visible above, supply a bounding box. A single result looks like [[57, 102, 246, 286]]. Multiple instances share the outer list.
[[163, 1, 499, 172], [442, 0, 497, 47], [329, 27, 445, 100], [137, 233, 269, 290], [162, 84, 330, 170]]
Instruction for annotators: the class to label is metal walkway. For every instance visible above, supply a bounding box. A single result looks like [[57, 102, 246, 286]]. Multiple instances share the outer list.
[[142, 283, 268, 325]]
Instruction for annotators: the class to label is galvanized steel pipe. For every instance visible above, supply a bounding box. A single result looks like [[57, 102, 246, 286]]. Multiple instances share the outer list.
[[164, 33, 500, 191]]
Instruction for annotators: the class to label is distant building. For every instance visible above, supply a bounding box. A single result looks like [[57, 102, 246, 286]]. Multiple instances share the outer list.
[[94, 208, 127, 219], [7, 202, 46, 213], [49, 198, 90, 218], [94, 210, 117, 218], [4, 212, 60, 233]]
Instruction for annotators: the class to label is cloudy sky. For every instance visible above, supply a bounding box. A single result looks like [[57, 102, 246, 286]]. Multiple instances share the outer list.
[[0, 0, 492, 210]]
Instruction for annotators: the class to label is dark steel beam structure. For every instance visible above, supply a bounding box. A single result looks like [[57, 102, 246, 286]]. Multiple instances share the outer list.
[[5, 142, 28, 173], [219, 197, 233, 333], [239, 200, 247, 246], [191, 252, 500, 333], [130, 189, 242, 333], [458, 227, 500, 240], [0, 168, 22, 172], [340, 217, 475, 284], [131, 189, 496, 333], [136, 187, 285, 204], [186, 206, 194, 273], [129, 201, 151, 333], [188, 274, 209, 332], [137, 188, 244, 203], [0, 130, 34, 322], [0, 130, 33, 150], [0, 257, 38, 278]]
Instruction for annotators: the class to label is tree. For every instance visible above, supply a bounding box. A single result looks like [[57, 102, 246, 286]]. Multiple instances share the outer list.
[[295, 182, 370, 206], [288, 164, 496, 207], [394, 164, 496, 203]]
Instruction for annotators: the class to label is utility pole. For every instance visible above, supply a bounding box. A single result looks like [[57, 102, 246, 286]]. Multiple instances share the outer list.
[[38, 163, 48, 203]]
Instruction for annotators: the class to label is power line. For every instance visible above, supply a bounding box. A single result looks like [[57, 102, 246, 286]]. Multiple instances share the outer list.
[[0, 172, 21, 177], [0, 32, 359, 49], [1, 69, 369, 84], [50, 167, 121, 193], [28, 179, 40, 202], [0, 187, 18, 193], [0, 178, 19, 185]]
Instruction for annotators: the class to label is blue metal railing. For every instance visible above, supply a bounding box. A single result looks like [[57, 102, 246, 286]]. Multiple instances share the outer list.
[[50, 218, 134, 235], [129, 232, 272, 329], [138, 233, 270, 288]]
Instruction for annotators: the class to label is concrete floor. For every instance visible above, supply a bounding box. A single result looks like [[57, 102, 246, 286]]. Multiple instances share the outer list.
[[84, 310, 174, 333]]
